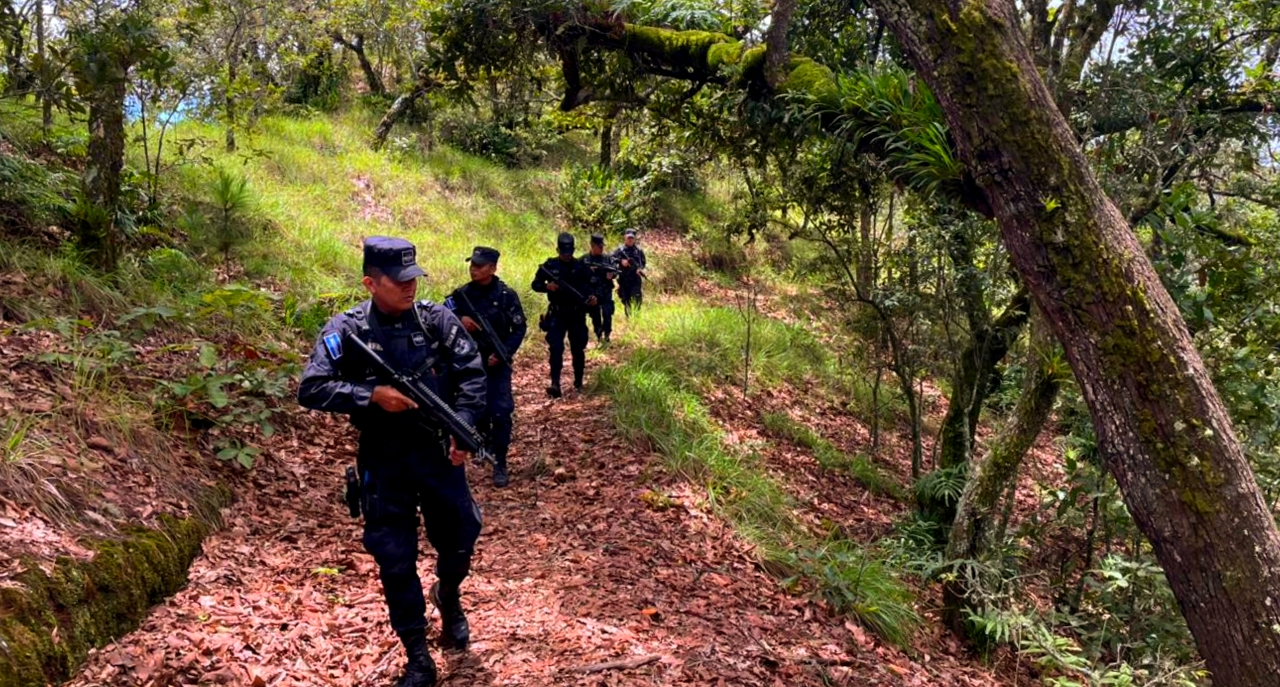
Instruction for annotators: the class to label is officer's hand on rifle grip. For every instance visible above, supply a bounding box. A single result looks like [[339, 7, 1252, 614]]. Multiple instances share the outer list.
[[372, 385, 418, 412], [546, 282, 559, 292], [587, 296, 598, 306], [459, 316, 479, 332], [449, 437, 469, 466]]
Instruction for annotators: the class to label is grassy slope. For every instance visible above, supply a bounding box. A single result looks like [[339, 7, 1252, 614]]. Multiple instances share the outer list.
[[168, 110, 583, 313]]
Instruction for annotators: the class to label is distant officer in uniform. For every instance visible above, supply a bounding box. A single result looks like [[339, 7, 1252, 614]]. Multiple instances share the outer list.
[[298, 237, 486, 687], [445, 246, 527, 488], [532, 232, 596, 397], [612, 229, 647, 317], [582, 234, 617, 345]]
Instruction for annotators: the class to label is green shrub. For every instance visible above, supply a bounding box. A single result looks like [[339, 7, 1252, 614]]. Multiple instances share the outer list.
[[557, 163, 658, 235], [185, 168, 262, 263], [437, 111, 557, 168]]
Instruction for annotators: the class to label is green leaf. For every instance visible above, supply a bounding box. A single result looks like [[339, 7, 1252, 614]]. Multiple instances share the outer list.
[[198, 343, 217, 368], [207, 382, 229, 408], [216, 447, 239, 461], [237, 451, 255, 469]]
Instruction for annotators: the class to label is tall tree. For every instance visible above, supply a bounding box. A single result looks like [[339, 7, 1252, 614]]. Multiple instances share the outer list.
[[67, 4, 160, 270], [860, 0, 1280, 682]]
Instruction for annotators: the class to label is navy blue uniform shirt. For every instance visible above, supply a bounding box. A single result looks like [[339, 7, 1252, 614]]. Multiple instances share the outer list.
[[298, 299, 487, 435], [445, 276, 527, 362]]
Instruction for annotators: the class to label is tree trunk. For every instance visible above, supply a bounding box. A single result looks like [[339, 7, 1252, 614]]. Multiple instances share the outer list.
[[35, 0, 49, 136], [865, 0, 1280, 682], [923, 286, 1030, 531], [371, 68, 436, 150], [335, 32, 385, 96], [856, 182, 875, 295], [81, 77, 128, 271], [599, 116, 614, 169], [225, 60, 237, 153], [763, 0, 797, 89], [941, 312, 1061, 633]]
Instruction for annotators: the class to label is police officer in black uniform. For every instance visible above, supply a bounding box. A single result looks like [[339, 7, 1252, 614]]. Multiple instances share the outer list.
[[582, 234, 618, 345], [298, 237, 486, 687], [612, 229, 648, 317], [531, 232, 596, 397], [445, 246, 527, 488]]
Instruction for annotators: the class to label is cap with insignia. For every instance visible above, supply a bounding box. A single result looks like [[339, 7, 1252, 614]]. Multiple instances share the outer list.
[[624, 229, 637, 238], [466, 246, 500, 266], [557, 232, 575, 255], [590, 234, 605, 246], [363, 236, 425, 281]]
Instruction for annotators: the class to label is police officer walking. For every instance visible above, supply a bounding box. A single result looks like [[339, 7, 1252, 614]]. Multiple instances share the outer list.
[[298, 237, 486, 687], [582, 234, 617, 345], [446, 246, 527, 488], [613, 229, 648, 317], [532, 232, 596, 397]]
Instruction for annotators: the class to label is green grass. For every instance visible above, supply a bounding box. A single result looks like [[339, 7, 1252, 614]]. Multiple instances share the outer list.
[[618, 297, 831, 389], [160, 110, 566, 310], [761, 411, 905, 499]]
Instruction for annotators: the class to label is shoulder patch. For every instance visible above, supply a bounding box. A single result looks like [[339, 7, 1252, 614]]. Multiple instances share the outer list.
[[445, 324, 476, 357], [444, 295, 457, 311], [322, 331, 343, 359]]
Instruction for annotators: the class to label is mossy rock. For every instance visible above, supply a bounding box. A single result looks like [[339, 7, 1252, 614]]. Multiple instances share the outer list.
[[0, 484, 231, 687]]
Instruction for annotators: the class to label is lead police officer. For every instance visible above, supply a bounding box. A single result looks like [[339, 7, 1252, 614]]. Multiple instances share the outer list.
[[298, 237, 487, 687]]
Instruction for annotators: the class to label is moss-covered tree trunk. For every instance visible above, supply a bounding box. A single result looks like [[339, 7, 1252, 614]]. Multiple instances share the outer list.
[[864, 0, 1280, 682], [942, 312, 1061, 632], [924, 285, 1028, 530], [81, 77, 127, 271]]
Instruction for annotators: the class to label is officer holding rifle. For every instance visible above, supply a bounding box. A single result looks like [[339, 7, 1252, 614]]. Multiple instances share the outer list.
[[298, 236, 486, 687], [445, 246, 527, 488]]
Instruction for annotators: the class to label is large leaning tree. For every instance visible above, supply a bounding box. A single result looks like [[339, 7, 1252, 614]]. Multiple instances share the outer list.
[[374, 2, 1280, 682], [866, 0, 1280, 683]]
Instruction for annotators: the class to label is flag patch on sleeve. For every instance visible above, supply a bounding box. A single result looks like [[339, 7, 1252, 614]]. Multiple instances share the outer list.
[[323, 332, 343, 359]]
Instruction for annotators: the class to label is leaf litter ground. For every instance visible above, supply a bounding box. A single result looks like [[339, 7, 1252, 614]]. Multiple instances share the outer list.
[[60, 342, 1011, 687]]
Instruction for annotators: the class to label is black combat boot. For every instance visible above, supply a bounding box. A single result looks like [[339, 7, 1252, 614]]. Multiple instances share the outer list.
[[493, 459, 509, 488], [429, 582, 470, 649], [546, 384, 562, 398], [395, 631, 438, 687]]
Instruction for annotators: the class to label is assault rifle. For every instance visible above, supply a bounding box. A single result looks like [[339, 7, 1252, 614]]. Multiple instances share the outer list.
[[454, 291, 513, 368], [344, 333, 495, 467], [537, 264, 593, 306]]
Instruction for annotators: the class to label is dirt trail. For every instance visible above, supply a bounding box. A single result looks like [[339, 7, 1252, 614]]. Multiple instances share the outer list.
[[66, 345, 997, 687]]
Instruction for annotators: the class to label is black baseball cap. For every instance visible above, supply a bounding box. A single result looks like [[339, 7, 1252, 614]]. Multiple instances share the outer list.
[[466, 246, 500, 266], [363, 236, 425, 281], [557, 232, 575, 255], [590, 234, 605, 246]]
